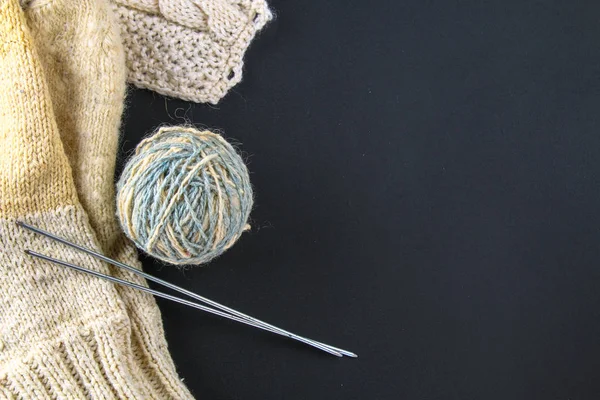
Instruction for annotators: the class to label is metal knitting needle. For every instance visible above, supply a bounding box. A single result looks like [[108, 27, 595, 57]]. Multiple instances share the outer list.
[[18, 223, 355, 358], [25, 249, 343, 357], [18, 221, 356, 358]]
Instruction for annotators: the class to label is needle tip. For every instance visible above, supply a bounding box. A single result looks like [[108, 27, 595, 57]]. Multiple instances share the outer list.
[[15, 220, 24, 227]]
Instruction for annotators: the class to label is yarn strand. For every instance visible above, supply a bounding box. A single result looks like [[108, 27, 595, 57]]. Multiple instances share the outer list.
[[117, 127, 253, 265]]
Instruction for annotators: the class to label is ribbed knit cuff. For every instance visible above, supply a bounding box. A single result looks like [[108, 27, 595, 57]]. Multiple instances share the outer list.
[[0, 206, 194, 399], [1, 315, 144, 399]]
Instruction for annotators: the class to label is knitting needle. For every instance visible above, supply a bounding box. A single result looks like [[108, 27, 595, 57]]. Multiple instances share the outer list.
[[25, 249, 343, 357], [17, 221, 356, 358], [18, 221, 356, 358]]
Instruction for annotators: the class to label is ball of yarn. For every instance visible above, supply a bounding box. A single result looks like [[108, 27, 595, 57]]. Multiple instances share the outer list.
[[116, 126, 253, 265]]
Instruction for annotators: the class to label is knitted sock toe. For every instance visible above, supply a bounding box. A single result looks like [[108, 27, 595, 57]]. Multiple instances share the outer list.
[[23, 1, 194, 398]]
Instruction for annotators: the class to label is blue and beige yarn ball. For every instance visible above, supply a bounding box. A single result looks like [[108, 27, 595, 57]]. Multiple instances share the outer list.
[[116, 126, 253, 265]]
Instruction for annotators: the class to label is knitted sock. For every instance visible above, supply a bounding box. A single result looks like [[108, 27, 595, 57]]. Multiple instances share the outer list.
[[0, 1, 190, 398], [22, 0, 193, 398], [109, 0, 272, 104]]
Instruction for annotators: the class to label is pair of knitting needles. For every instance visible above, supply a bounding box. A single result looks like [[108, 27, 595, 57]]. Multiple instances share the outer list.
[[17, 221, 356, 358]]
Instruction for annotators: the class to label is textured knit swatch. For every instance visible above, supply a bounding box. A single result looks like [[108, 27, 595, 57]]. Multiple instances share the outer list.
[[0, 1, 193, 398], [110, 0, 272, 104]]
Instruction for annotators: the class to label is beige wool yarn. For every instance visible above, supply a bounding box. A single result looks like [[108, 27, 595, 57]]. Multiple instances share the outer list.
[[109, 0, 272, 104]]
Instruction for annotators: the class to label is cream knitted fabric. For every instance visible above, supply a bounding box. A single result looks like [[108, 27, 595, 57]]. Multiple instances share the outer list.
[[110, 0, 272, 104], [0, 0, 193, 398], [24, 0, 127, 251], [24, 1, 195, 398]]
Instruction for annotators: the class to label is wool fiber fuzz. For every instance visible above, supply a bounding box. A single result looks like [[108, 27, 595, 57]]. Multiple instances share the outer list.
[[117, 126, 253, 265]]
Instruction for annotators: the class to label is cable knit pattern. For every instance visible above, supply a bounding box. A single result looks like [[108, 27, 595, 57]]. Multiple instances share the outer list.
[[110, 0, 272, 104]]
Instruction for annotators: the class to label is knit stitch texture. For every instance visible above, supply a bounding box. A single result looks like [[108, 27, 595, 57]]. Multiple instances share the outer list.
[[109, 0, 272, 104], [0, 0, 193, 398]]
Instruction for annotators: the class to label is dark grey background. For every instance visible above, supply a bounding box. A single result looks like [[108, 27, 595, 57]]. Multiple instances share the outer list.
[[119, 1, 600, 399]]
